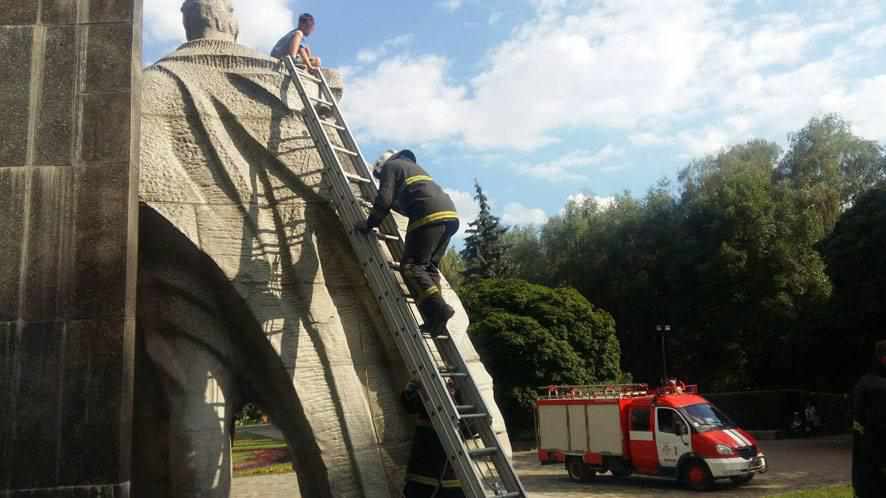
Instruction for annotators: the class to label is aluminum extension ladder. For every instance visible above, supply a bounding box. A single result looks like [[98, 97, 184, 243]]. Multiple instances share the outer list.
[[283, 56, 527, 498]]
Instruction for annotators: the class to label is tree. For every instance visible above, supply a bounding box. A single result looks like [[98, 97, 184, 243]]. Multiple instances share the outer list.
[[460, 181, 510, 280], [816, 187, 886, 388], [776, 114, 884, 232], [438, 248, 465, 290], [460, 279, 621, 434]]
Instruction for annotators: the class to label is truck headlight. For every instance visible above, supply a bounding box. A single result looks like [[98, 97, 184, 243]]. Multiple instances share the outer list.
[[716, 444, 734, 456]]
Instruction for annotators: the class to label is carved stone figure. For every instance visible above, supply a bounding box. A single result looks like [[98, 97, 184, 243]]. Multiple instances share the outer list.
[[134, 1, 509, 497]]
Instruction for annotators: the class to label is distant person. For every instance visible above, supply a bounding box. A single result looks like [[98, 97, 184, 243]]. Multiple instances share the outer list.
[[401, 380, 466, 498], [803, 400, 820, 435], [356, 150, 459, 335], [271, 13, 321, 72], [852, 340, 886, 498]]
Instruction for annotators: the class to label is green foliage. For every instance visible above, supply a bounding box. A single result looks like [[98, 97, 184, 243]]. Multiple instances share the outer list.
[[460, 279, 621, 433], [815, 187, 886, 384], [439, 247, 465, 290], [505, 123, 881, 390], [461, 181, 511, 280]]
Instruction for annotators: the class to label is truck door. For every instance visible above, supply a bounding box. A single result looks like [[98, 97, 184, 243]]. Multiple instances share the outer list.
[[628, 406, 657, 474], [655, 407, 692, 469]]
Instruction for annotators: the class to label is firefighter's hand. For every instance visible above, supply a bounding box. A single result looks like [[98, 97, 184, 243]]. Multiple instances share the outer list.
[[354, 220, 371, 234]]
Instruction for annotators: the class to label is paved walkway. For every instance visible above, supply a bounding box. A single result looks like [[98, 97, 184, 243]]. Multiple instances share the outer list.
[[231, 435, 852, 498]]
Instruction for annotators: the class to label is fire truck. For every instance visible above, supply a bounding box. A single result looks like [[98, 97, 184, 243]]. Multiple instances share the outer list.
[[535, 382, 768, 490]]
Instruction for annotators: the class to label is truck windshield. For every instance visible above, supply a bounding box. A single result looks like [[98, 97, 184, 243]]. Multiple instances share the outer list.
[[681, 403, 736, 432]]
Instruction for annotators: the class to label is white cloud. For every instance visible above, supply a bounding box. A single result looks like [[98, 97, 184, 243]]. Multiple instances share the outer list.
[[345, 0, 886, 157], [564, 193, 615, 213], [855, 25, 886, 48], [356, 35, 413, 64], [503, 203, 548, 227], [342, 56, 468, 144], [519, 145, 623, 182], [629, 132, 671, 146], [436, 0, 464, 12], [143, 0, 294, 52], [445, 189, 480, 240]]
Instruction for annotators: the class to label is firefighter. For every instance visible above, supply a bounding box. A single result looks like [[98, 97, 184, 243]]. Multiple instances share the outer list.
[[852, 340, 886, 498], [401, 381, 466, 498], [355, 150, 459, 335]]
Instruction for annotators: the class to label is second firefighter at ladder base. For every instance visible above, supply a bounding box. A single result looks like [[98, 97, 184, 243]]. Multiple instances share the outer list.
[[401, 381, 466, 498], [356, 149, 459, 335]]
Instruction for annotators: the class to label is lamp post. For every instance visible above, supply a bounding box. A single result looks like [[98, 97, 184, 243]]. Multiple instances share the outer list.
[[656, 324, 671, 382]]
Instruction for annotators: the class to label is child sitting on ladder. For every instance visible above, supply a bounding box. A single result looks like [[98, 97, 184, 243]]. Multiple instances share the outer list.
[[271, 13, 321, 72]]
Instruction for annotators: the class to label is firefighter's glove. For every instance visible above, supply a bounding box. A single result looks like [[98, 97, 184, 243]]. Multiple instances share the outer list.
[[354, 219, 372, 235]]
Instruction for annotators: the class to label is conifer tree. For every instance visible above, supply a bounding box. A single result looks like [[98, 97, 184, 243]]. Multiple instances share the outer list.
[[461, 180, 510, 279]]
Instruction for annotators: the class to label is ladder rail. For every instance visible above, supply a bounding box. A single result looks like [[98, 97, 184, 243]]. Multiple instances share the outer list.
[[285, 58, 526, 498]]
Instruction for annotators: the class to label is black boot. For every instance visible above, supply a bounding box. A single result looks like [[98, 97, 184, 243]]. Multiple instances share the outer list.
[[420, 297, 455, 337]]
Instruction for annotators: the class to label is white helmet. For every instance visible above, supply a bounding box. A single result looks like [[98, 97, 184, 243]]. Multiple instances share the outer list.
[[373, 149, 397, 178]]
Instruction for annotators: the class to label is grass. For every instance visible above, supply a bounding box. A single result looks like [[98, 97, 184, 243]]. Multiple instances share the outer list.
[[765, 485, 853, 498], [232, 431, 293, 478]]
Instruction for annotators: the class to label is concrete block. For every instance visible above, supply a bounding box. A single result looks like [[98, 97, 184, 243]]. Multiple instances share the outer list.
[[11, 321, 64, 489], [41, 0, 78, 25], [0, 322, 16, 489], [34, 26, 77, 165], [59, 319, 131, 485], [0, 170, 28, 320], [84, 22, 132, 94], [79, 93, 132, 164], [85, 0, 132, 23], [0, 1, 38, 25], [19, 167, 75, 321], [66, 164, 131, 320], [0, 27, 33, 166]]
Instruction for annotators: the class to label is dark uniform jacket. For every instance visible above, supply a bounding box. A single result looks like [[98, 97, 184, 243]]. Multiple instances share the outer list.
[[852, 370, 886, 498], [367, 158, 457, 233]]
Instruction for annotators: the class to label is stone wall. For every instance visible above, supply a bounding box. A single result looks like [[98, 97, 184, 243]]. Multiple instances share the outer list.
[[0, 1, 142, 496]]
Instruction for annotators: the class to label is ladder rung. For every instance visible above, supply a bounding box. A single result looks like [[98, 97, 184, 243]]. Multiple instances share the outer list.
[[294, 68, 321, 83], [440, 371, 467, 378], [332, 145, 359, 157], [344, 172, 371, 184], [320, 119, 345, 131], [376, 232, 400, 242], [498, 493, 522, 498], [309, 95, 335, 107], [459, 413, 488, 420], [422, 332, 450, 340], [389, 262, 401, 271], [359, 199, 374, 209], [456, 404, 475, 412], [467, 447, 498, 458]]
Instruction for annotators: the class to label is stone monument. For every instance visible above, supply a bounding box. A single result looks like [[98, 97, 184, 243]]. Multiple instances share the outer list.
[[1, 0, 509, 496], [0, 0, 142, 496]]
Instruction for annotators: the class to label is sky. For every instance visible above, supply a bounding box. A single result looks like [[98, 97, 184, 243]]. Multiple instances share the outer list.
[[143, 0, 886, 239]]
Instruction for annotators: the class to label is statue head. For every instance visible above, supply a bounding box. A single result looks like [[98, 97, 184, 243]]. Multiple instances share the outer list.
[[181, 0, 239, 42]]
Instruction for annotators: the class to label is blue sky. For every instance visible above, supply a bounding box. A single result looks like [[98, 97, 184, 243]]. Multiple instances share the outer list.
[[143, 0, 886, 236]]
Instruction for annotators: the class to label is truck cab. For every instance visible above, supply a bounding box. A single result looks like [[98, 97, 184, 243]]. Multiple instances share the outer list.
[[536, 382, 767, 490]]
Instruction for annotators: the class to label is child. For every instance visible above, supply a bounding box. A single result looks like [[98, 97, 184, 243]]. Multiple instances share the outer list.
[[271, 13, 321, 72]]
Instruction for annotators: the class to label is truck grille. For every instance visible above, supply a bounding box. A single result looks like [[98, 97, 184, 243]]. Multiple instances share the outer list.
[[737, 445, 757, 460]]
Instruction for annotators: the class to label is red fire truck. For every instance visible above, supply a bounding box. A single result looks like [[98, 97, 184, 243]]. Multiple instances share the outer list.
[[535, 382, 768, 490]]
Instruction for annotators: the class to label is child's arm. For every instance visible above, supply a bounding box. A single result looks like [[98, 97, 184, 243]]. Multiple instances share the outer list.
[[288, 30, 304, 58]]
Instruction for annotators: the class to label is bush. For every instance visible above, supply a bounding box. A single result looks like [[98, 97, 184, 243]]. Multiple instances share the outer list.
[[460, 279, 621, 435]]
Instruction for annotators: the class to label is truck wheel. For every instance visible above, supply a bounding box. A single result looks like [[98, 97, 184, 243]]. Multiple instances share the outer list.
[[730, 474, 754, 485], [607, 460, 632, 478], [566, 457, 594, 482], [681, 460, 713, 491]]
